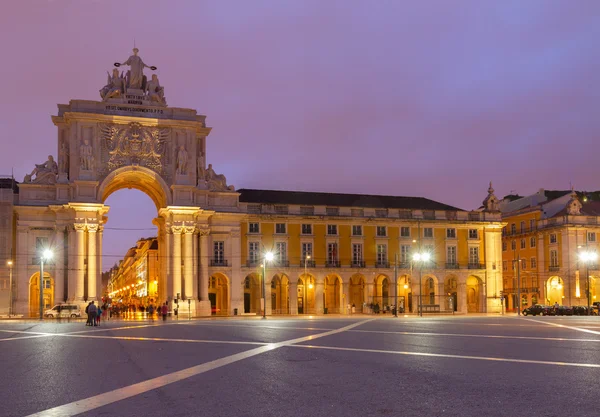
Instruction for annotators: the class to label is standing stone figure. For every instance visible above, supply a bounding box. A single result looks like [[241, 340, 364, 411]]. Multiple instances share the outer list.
[[59, 139, 69, 174], [176, 145, 188, 175], [116, 48, 156, 90], [80, 139, 94, 171]]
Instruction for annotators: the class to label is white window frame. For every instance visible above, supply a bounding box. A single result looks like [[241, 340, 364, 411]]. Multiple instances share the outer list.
[[275, 223, 287, 234]]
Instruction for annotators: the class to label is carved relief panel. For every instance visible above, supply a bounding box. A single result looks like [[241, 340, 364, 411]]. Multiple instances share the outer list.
[[98, 122, 171, 180]]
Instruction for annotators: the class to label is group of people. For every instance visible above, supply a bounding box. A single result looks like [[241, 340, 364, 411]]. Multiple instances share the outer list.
[[85, 301, 107, 326], [85, 301, 170, 326]]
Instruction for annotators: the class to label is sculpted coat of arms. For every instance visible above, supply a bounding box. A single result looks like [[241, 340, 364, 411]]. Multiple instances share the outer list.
[[99, 122, 170, 176]]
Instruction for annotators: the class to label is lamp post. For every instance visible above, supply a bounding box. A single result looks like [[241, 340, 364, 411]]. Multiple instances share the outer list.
[[304, 255, 311, 314], [39, 249, 53, 320], [394, 253, 398, 317], [412, 251, 431, 317], [7, 260, 13, 316], [262, 251, 274, 319], [579, 250, 598, 315]]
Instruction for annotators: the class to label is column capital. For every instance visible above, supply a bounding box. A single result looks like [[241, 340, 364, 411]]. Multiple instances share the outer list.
[[183, 225, 196, 234], [198, 226, 210, 237], [172, 225, 183, 234], [74, 223, 86, 232], [87, 224, 99, 233]]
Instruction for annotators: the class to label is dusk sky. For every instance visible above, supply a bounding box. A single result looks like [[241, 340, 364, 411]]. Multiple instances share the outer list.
[[2, 0, 599, 270]]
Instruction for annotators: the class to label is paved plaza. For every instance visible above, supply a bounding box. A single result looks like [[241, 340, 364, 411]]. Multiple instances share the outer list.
[[1, 315, 600, 417]]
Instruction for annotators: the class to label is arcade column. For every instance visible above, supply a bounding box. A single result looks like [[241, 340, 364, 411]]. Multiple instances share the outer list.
[[315, 279, 324, 314], [74, 223, 86, 302], [289, 281, 298, 315], [171, 225, 183, 300], [53, 226, 66, 305], [198, 227, 211, 316], [229, 228, 243, 316], [182, 225, 196, 315], [14, 225, 29, 315], [87, 224, 98, 302]]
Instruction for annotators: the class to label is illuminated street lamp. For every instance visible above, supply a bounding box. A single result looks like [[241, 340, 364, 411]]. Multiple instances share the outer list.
[[39, 249, 53, 320], [7, 260, 13, 316], [262, 251, 274, 319], [412, 251, 431, 317], [304, 255, 311, 314], [579, 250, 598, 314]]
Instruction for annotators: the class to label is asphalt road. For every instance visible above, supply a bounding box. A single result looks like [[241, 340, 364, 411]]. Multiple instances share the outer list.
[[1, 315, 599, 417]]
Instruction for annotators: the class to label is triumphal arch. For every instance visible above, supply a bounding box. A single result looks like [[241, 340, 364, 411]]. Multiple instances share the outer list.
[[14, 48, 242, 316]]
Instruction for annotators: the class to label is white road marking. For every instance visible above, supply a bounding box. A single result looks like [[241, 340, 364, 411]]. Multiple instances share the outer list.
[[49, 333, 268, 345], [523, 318, 600, 335], [25, 319, 374, 417], [349, 329, 600, 342], [290, 344, 600, 368]]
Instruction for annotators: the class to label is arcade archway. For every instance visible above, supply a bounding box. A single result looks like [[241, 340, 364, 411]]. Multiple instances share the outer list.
[[29, 273, 53, 317], [324, 274, 342, 313], [208, 273, 229, 316], [546, 276, 564, 304]]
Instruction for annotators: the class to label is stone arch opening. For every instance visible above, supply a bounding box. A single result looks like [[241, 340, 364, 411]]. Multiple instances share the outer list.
[[422, 274, 438, 305], [243, 274, 261, 314], [325, 274, 342, 314], [29, 272, 54, 317], [444, 275, 459, 312], [271, 274, 289, 314], [98, 165, 172, 210], [298, 274, 315, 314], [466, 275, 483, 313], [546, 276, 564, 305], [100, 166, 172, 314], [349, 274, 365, 312], [208, 273, 229, 315]]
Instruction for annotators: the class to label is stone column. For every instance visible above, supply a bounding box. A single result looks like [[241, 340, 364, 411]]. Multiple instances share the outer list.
[[315, 278, 324, 314], [289, 281, 298, 315], [54, 226, 65, 305], [537, 233, 546, 303], [97, 226, 103, 302], [163, 224, 172, 302], [340, 282, 352, 314], [74, 223, 86, 302], [230, 228, 243, 315], [265, 278, 272, 315], [458, 281, 467, 313], [14, 225, 29, 315], [67, 226, 76, 301], [183, 226, 195, 300], [87, 224, 98, 302], [192, 230, 198, 300], [198, 226, 211, 316], [172, 225, 183, 299]]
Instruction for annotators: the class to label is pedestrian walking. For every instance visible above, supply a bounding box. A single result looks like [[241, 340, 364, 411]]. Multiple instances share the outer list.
[[161, 302, 168, 321]]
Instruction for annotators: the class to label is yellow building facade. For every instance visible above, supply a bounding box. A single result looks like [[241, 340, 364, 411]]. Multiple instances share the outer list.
[[107, 237, 159, 309], [236, 187, 504, 315], [501, 189, 600, 311]]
